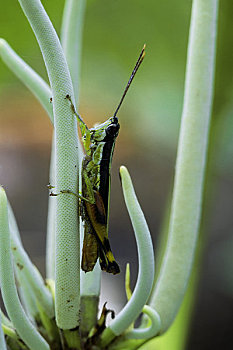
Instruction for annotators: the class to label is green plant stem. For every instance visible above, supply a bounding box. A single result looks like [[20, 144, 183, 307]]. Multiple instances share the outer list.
[[124, 265, 160, 340], [80, 296, 99, 338], [150, 0, 218, 332], [0, 39, 53, 122], [2, 325, 28, 350], [9, 189, 48, 321], [109, 305, 161, 350], [17, 272, 39, 321], [79, 264, 101, 336], [61, 0, 102, 320], [99, 166, 156, 347], [60, 0, 86, 163], [0, 312, 7, 350], [147, 254, 200, 350], [46, 134, 56, 280], [46, 0, 88, 282], [60, 0, 85, 166], [110, 337, 145, 350], [61, 0, 86, 105], [0, 187, 49, 350], [0, 39, 54, 283], [46, 0, 88, 283], [17, 0, 81, 329], [8, 204, 41, 320], [62, 329, 81, 349], [1, 311, 13, 329], [10, 216, 54, 318]]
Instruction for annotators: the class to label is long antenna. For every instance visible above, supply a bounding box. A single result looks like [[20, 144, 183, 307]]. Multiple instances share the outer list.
[[113, 44, 146, 119]]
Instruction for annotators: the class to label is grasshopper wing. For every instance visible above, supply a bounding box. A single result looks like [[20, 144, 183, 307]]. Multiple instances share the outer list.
[[84, 191, 120, 274], [81, 218, 99, 273]]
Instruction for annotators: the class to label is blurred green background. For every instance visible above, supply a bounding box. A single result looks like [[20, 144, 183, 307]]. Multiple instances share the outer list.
[[0, 1, 233, 349]]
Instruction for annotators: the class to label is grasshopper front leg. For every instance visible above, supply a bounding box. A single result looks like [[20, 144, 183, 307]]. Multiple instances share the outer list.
[[49, 188, 94, 205], [65, 94, 91, 152]]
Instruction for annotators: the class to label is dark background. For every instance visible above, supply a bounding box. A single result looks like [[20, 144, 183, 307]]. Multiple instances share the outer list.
[[0, 1, 233, 349]]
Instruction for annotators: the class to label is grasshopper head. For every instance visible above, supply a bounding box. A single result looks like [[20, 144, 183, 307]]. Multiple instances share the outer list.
[[90, 117, 120, 142], [105, 117, 120, 138]]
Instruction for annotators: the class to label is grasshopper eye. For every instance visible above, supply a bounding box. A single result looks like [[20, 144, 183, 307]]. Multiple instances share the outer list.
[[106, 124, 120, 137]]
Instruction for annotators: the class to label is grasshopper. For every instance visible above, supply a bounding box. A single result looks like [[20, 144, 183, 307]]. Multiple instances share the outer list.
[[64, 46, 145, 274]]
